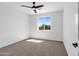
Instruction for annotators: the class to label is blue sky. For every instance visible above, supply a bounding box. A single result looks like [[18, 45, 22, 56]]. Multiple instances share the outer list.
[[38, 16, 51, 26]]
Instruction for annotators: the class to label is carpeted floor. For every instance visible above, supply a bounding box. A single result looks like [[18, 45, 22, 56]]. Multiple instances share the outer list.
[[0, 38, 68, 56]]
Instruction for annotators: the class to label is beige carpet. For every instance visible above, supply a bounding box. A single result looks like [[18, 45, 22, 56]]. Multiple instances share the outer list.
[[0, 38, 68, 56]]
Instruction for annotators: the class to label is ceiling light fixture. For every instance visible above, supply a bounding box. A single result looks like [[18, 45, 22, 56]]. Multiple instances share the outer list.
[[21, 2, 44, 13]]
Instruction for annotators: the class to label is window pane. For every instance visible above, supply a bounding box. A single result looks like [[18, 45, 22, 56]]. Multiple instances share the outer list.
[[39, 24, 44, 30], [38, 16, 51, 30], [45, 25, 51, 30]]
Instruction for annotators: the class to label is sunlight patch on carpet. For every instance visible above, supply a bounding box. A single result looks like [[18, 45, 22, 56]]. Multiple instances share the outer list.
[[26, 39, 44, 43]]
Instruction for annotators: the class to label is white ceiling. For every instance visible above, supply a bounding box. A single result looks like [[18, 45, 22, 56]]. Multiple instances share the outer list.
[[2, 2, 65, 15]]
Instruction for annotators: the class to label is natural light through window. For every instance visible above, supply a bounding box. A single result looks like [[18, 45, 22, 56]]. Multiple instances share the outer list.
[[26, 39, 44, 43], [37, 16, 51, 30]]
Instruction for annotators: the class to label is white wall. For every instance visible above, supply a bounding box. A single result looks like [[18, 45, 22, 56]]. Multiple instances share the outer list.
[[63, 2, 78, 56], [29, 11, 63, 41], [0, 3, 30, 48]]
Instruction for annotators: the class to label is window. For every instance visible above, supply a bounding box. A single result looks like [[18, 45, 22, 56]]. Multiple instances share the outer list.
[[37, 16, 51, 30]]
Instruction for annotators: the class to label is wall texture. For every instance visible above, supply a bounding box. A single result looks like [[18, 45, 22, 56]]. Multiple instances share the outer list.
[[29, 11, 63, 41], [0, 3, 30, 48], [63, 2, 78, 56]]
